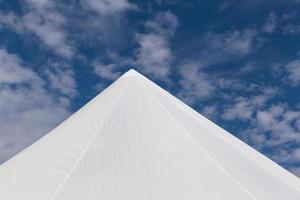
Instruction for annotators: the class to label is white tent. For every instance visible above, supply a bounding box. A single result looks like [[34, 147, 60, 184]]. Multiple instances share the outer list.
[[0, 69, 299, 200]]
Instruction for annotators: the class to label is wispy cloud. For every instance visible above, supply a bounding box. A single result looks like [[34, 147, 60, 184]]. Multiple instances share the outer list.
[[201, 29, 261, 64], [0, 0, 74, 57], [93, 62, 122, 81], [255, 104, 300, 146], [145, 11, 178, 37], [201, 105, 218, 120], [284, 59, 300, 86], [80, 0, 136, 15], [0, 49, 71, 163], [177, 62, 216, 104], [260, 11, 300, 35], [176, 28, 263, 68], [282, 24, 300, 34], [0, 49, 38, 83], [262, 12, 277, 33], [91, 11, 179, 81], [44, 62, 77, 98], [218, 83, 300, 175], [222, 87, 278, 121], [134, 33, 172, 80], [132, 11, 178, 80]]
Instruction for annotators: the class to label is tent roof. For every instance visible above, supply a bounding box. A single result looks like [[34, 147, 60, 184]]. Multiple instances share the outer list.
[[0, 69, 299, 200]]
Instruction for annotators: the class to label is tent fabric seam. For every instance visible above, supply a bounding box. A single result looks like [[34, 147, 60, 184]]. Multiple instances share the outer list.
[[49, 77, 130, 200], [150, 80, 300, 193], [138, 76, 257, 200]]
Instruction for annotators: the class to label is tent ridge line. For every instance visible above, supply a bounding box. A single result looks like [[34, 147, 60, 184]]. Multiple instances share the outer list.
[[49, 77, 131, 200], [138, 76, 257, 200], [150, 76, 300, 193], [152, 80, 300, 193]]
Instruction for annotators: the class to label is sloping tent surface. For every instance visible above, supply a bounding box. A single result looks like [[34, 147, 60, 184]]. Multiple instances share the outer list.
[[0, 69, 300, 200]]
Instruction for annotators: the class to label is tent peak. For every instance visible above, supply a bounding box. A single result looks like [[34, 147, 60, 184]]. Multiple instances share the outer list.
[[123, 68, 144, 77]]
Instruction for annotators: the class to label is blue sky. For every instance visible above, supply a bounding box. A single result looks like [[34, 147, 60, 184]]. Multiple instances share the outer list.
[[0, 0, 300, 176]]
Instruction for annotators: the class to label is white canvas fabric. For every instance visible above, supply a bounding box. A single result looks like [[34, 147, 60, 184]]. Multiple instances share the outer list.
[[0, 69, 299, 200]]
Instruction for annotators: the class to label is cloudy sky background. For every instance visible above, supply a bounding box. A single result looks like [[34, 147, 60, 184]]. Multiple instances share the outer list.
[[0, 0, 300, 176]]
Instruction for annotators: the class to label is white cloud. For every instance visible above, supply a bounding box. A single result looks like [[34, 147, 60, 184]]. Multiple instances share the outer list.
[[0, 49, 38, 84], [0, 1, 74, 57], [222, 87, 277, 121], [81, 0, 136, 15], [225, 99, 300, 149], [283, 24, 300, 34], [196, 29, 261, 66], [255, 104, 300, 147], [93, 62, 122, 80], [0, 12, 23, 32], [201, 105, 217, 119], [26, 0, 50, 8], [44, 63, 77, 97], [178, 62, 215, 104], [134, 11, 178, 80], [271, 148, 300, 164], [145, 11, 178, 37], [211, 29, 259, 55], [221, 89, 300, 172], [0, 49, 71, 163], [260, 11, 300, 35], [217, 77, 247, 91], [222, 97, 255, 121], [135, 33, 172, 79], [262, 12, 277, 33], [285, 59, 300, 86], [268, 147, 300, 178], [89, 11, 178, 81]]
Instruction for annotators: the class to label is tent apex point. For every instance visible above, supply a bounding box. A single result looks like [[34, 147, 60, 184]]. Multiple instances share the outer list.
[[123, 68, 144, 77]]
